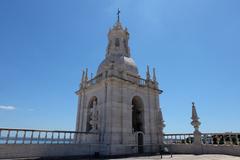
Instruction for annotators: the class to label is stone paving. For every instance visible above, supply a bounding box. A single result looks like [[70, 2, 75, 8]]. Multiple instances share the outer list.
[[112, 154, 240, 160]]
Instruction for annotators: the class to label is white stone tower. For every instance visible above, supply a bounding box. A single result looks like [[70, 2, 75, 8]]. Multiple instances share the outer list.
[[75, 12, 164, 155]]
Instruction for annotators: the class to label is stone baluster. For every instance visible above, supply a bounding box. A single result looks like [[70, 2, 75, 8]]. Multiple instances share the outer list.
[[44, 132, 48, 144], [229, 134, 232, 145], [191, 134, 193, 144], [217, 135, 220, 145], [69, 133, 72, 144], [205, 135, 208, 144], [57, 132, 60, 144], [5, 130, 10, 144], [208, 135, 210, 144], [223, 134, 226, 145], [37, 131, 41, 144], [203, 135, 206, 144], [51, 132, 54, 144], [63, 132, 66, 144], [22, 130, 26, 144], [30, 131, 34, 144], [73, 133, 77, 144], [14, 130, 18, 144], [184, 135, 186, 144], [236, 134, 239, 145]]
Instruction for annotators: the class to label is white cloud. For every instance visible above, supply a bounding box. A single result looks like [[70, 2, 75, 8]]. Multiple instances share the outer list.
[[0, 105, 16, 110]]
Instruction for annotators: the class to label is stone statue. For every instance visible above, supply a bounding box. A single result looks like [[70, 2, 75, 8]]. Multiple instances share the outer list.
[[89, 100, 98, 132]]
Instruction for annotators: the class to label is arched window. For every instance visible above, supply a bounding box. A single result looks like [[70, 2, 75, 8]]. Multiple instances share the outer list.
[[86, 96, 98, 132], [132, 96, 144, 132]]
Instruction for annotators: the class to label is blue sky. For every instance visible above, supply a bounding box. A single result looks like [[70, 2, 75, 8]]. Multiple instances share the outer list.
[[0, 0, 240, 133]]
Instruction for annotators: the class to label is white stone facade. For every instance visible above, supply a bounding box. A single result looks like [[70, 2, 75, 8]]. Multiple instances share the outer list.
[[75, 18, 165, 155]]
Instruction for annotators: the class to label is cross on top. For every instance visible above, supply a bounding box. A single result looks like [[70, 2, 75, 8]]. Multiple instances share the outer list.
[[117, 8, 120, 22]]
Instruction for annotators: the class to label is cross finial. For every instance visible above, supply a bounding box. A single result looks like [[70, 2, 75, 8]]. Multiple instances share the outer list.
[[192, 102, 195, 106], [117, 8, 120, 22]]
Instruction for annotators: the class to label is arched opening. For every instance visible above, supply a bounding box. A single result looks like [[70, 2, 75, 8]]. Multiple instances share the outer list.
[[86, 96, 98, 132], [115, 38, 120, 47], [132, 96, 144, 132]]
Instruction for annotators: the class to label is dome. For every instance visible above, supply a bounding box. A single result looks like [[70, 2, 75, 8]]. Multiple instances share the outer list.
[[97, 55, 138, 75]]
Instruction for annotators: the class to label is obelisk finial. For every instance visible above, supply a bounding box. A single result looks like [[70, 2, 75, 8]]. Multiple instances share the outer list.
[[117, 8, 120, 22]]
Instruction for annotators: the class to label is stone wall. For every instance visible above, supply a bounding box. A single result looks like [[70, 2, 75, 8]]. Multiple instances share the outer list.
[[0, 144, 100, 159], [1, 143, 240, 158], [165, 144, 240, 157]]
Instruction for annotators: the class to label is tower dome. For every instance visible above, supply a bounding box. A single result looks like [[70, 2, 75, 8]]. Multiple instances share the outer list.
[[97, 17, 138, 76]]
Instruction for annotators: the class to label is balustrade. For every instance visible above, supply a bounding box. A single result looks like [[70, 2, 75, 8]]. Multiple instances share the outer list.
[[164, 133, 240, 146], [0, 128, 96, 145], [85, 74, 103, 87], [1, 128, 239, 147]]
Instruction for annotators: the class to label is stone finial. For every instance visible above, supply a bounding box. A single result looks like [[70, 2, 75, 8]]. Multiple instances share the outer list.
[[153, 68, 157, 82], [80, 70, 85, 88], [85, 68, 88, 82], [191, 102, 202, 145], [146, 65, 150, 80], [191, 102, 201, 131]]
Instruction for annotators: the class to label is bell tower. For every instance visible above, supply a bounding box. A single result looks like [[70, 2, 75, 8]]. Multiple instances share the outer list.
[[75, 10, 165, 155]]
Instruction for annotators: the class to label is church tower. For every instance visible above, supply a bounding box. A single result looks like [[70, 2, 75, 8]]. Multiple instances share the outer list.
[[75, 11, 165, 155]]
